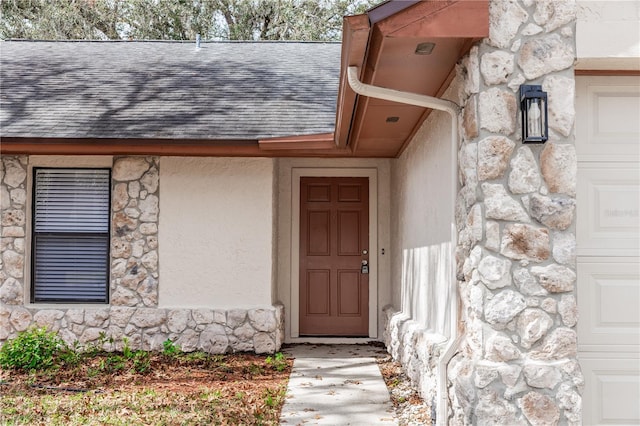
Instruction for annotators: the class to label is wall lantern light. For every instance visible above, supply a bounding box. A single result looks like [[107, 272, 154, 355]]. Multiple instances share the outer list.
[[520, 84, 548, 143]]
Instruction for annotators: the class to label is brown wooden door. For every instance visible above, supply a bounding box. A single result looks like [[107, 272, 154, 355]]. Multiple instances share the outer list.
[[299, 177, 369, 336]]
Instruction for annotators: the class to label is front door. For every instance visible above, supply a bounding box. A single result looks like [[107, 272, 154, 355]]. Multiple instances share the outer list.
[[299, 177, 369, 336]]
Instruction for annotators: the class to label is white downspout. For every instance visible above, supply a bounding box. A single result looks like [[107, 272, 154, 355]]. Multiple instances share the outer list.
[[347, 66, 464, 425]]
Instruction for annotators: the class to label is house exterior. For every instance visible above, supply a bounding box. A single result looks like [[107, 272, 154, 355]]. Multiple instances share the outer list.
[[1, 1, 638, 425]]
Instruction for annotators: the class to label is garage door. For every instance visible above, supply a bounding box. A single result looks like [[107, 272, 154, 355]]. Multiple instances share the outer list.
[[576, 76, 640, 425]]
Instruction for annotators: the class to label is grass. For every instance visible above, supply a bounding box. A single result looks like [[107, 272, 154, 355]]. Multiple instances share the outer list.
[[0, 334, 292, 426]]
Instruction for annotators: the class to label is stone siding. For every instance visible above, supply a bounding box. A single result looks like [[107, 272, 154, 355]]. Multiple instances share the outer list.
[[451, 1, 581, 425], [0, 155, 283, 354]]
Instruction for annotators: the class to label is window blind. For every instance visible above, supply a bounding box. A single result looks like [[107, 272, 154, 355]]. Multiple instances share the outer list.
[[33, 169, 110, 303]]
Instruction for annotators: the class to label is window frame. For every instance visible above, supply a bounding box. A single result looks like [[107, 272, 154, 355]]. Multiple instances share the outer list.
[[30, 167, 111, 304]]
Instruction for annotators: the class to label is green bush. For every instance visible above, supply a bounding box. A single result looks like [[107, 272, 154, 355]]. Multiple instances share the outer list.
[[0, 327, 67, 371]]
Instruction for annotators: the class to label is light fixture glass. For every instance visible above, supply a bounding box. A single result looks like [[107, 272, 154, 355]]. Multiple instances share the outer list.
[[520, 85, 548, 143]]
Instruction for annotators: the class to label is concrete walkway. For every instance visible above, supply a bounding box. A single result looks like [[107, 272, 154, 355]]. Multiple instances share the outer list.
[[279, 344, 397, 425]]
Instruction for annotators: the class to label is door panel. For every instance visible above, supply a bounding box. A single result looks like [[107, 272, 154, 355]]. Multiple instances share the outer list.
[[299, 177, 369, 336], [577, 76, 640, 425]]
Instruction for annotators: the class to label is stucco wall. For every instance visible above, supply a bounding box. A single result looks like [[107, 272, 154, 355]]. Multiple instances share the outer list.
[[158, 157, 275, 309], [275, 158, 391, 341], [575, 0, 640, 70]]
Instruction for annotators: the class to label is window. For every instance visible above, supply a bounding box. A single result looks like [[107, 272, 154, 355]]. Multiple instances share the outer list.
[[32, 168, 110, 303]]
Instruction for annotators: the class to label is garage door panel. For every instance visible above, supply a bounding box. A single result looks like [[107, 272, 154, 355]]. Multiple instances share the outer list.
[[577, 164, 640, 257], [577, 75, 640, 426], [576, 77, 640, 162], [580, 355, 640, 425], [578, 260, 640, 347]]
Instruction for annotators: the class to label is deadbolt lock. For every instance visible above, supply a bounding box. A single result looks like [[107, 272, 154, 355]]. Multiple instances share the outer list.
[[361, 260, 369, 274]]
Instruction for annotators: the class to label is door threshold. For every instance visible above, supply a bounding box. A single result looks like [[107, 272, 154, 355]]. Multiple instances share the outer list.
[[287, 337, 379, 345]]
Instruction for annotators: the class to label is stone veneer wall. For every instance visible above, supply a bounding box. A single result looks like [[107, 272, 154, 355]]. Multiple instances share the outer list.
[[0, 155, 283, 354], [449, 1, 581, 424]]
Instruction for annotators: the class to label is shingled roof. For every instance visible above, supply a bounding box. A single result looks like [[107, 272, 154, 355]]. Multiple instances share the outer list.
[[0, 40, 340, 141]]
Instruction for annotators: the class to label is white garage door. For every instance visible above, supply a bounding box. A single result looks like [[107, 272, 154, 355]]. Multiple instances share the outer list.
[[576, 76, 640, 425]]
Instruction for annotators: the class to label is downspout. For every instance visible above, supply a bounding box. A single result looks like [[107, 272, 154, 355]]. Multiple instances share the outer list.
[[347, 66, 464, 426]]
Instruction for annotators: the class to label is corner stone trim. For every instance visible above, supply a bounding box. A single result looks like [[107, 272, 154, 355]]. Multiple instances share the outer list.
[[0, 305, 284, 355]]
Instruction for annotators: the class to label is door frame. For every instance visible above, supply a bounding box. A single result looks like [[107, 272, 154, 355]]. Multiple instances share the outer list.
[[290, 167, 378, 339]]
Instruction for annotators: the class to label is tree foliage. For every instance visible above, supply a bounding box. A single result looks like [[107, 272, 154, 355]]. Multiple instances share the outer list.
[[0, 0, 376, 41]]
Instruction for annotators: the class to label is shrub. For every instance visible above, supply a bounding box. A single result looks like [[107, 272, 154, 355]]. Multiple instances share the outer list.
[[0, 327, 67, 371]]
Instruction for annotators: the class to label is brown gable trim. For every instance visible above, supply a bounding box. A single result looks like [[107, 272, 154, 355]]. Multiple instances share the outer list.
[[259, 133, 337, 150], [0, 137, 363, 158], [575, 70, 640, 76]]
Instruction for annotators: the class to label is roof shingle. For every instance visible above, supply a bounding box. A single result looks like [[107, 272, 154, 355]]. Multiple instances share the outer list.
[[0, 40, 341, 140]]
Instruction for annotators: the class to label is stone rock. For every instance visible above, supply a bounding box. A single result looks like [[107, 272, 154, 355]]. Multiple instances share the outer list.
[[65, 309, 85, 325], [10, 307, 32, 331], [1, 210, 25, 227], [521, 23, 543, 36], [13, 238, 24, 253], [166, 309, 190, 333], [541, 143, 577, 197], [543, 75, 575, 137], [248, 309, 277, 333], [475, 388, 521, 426], [141, 251, 158, 271], [552, 232, 576, 266], [524, 364, 562, 389], [131, 240, 144, 258], [498, 364, 523, 387], [138, 278, 158, 307], [112, 183, 129, 211], [479, 88, 517, 134], [79, 327, 104, 343], [111, 286, 139, 306], [141, 167, 159, 194], [531, 264, 576, 293], [509, 147, 541, 194], [477, 136, 515, 181], [517, 308, 554, 348], [485, 221, 500, 252], [2, 226, 24, 237], [558, 294, 578, 327], [110, 307, 134, 327], [461, 46, 480, 96], [478, 255, 512, 290], [513, 268, 548, 296], [0, 186, 10, 210], [463, 96, 478, 141], [111, 238, 132, 258], [557, 382, 582, 424], [530, 193, 575, 230], [254, 332, 276, 354], [531, 327, 577, 360], [2, 250, 23, 278], [469, 282, 484, 316], [3, 158, 26, 188], [113, 157, 150, 181], [175, 329, 200, 352], [475, 363, 499, 388], [199, 324, 229, 353], [485, 290, 526, 325], [488, 0, 528, 49], [140, 223, 158, 235], [234, 322, 256, 341], [130, 308, 166, 328], [85, 309, 110, 327], [508, 72, 526, 92], [540, 297, 557, 314], [518, 33, 574, 80], [139, 194, 159, 222], [520, 391, 560, 425], [10, 188, 26, 206], [466, 204, 483, 245], [33, 310, 64, 330], [483, 184, 529, 222], [501, 224, 550, 262], [227, 309, 247, 328], [480, 50, 514, 85], [128, 181, 141, 198], [192, 309, 214, 324], [534, 0, 577, 32], [459, 142, 478, 188], [0, 277, 23, 304]]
